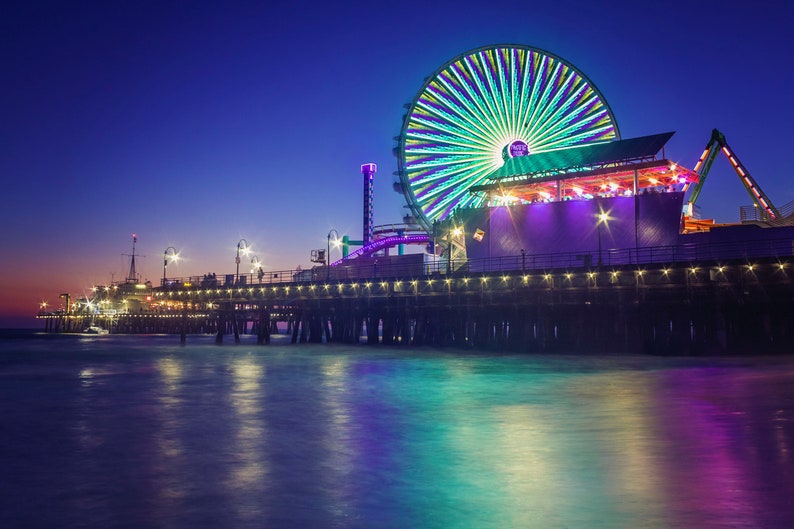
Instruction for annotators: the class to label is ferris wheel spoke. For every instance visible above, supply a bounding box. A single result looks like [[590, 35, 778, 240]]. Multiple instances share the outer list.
[[440, 92, 505, 150], [509, 49, 521, 136], [523, 55, 553, 127], [414, 97, 503, 151], [406, 137, 494, 153], [425, 183, 487, 220], [529, 79, 598, 143], [415, 156, 498, 184], [528, 70, 581, 138], [515, 50, 533, 139], [439, 77, 508, 146], [463, 54, 510, 141], [478, 51, 512, 141], [410, 111, 493, 152], [530, 94, 603, 148], [422, 82, 488, 135], [519, 55, 550, 143], [409, 157, 498, 188], [421, 78, 505, 149], [499, 49, 519, 138], [524, 63, 566, 141], [542, 123, 616, 150], [534, 108, 611, 148]]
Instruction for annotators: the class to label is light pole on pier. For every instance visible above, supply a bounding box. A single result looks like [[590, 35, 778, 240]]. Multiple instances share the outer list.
[[327, 229, 339, 280], [447, 226, 462, 273], [250, 255, 264, 282], [236, 239, 250, 284], [596, 212, 609, 267], [163, 247, 179, 286]]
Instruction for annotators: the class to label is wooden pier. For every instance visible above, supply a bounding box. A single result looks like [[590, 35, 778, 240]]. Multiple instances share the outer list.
[[39, 255, 794, 355]]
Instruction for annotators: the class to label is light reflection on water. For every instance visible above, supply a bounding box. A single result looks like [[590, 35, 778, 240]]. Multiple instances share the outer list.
[[0, 334, 793, 528]]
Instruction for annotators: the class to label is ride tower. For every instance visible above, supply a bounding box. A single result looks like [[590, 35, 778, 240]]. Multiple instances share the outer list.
[[362, 163, 377, 246]]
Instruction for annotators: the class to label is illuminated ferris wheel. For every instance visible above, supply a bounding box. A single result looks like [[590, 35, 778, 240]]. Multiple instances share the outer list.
[[396, 44, 620, 229]]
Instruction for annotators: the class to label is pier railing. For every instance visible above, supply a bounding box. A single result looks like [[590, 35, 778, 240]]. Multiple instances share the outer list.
[[160, 236, 793, 287]]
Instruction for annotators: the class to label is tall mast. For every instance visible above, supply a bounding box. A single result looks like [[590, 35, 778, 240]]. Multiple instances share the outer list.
[[127, 234, 138, 283]]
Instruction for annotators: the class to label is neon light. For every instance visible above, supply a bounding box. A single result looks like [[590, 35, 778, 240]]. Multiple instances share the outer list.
[[397, 45, 619, 227], [694, 149, 709, 171], [331, 234, 430, 264]]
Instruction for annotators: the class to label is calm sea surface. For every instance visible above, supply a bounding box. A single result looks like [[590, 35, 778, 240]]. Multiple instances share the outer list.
[[1, 332, 793, 529]]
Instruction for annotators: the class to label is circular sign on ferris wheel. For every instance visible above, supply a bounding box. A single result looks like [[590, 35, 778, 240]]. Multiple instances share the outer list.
[[508, 139, 530, 158], [395, 44, 620, 230]]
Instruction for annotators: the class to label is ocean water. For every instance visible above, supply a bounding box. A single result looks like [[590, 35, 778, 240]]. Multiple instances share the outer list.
[[1, 332, 793, 529]]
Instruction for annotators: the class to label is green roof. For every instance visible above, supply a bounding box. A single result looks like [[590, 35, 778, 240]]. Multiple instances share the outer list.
[[488, 131, 675, 181]]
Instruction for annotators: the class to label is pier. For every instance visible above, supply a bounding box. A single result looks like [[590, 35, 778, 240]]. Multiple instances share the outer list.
[[38, 237, 794, 355], [32, 46, 794, 356]]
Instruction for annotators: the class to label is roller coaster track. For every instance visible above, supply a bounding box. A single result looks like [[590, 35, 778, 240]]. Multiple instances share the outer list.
[[331, 224, 428, 265]]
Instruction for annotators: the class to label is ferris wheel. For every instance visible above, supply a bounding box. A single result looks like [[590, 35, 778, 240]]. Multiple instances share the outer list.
[[396, 44, 620, 230]]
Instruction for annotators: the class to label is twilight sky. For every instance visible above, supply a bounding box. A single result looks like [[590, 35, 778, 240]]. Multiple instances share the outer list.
[[1, 0, 792, 327]]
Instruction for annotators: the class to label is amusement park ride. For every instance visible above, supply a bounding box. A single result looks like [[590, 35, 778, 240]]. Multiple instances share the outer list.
[[684, 128, 782, 223]]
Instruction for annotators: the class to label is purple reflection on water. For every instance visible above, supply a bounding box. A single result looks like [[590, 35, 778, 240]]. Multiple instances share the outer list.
[[651, 367, 794, 528]]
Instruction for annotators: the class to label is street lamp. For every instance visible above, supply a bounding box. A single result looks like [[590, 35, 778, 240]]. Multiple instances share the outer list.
[[448, 225, 462, 273], [596, 212, 609, 267], [163, 246, 179, 286], [250, 255, 264, 282], [327, 229, 339, 280], [236, 239, 250, 284]]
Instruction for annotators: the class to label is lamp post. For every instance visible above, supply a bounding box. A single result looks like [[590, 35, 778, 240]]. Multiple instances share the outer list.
[[448, 226, 462, 273], [163, 246, 178, 286], [250, 255, 264, 282], [236, 239, 249, 284], [596, 212, 608, 267], [327, 229, 339, 280]]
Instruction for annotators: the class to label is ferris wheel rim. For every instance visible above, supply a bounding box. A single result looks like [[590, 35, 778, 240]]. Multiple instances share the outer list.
[[396, 43, 620, 231]]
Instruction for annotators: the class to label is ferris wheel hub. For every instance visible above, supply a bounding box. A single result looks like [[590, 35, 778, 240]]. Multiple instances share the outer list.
[[505, 139, 530, 160]]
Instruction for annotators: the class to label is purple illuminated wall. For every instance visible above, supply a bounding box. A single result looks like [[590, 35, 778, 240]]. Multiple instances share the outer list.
[[459, 192, 684, 261]]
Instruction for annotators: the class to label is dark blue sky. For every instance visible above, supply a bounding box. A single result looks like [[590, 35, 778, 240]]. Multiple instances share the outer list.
[[1, 0, 792, 325]]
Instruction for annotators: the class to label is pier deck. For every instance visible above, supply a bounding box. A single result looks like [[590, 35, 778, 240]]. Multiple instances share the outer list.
[[38, 238, 794, 355]]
